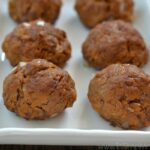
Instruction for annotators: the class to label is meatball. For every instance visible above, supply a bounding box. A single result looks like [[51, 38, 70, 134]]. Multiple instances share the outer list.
[[9, 0, 62, 24], [82, 20, 148, 69], [2, 20, 71, 67], [75, 0, 134, 28], [88, 64, 150, 129], [3, 59, 77, 120]]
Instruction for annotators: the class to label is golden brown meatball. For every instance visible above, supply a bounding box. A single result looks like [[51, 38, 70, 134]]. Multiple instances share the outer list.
[[9, 0, 62, 24], [2, 20, 71, 67], [75, 0, 134, 28], [82, 20, 148, 69], [3, 59, 77, 120], [88, 64, 150, 129]]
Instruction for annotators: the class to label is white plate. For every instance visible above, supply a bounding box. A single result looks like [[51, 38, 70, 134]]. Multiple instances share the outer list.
[[0, 0, 150, 146]]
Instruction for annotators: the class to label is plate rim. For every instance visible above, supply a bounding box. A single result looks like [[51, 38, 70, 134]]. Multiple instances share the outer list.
[[1, 128, 150, 146]]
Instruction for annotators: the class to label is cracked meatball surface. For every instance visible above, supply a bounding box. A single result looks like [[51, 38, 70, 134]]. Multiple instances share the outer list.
[[2, 20, 71, 67], [9, 0, 62, 23], [3, 59, 76, 120], [88, 64, 150, 129], [82, 20, 148, 69], [75, 0, 134, 28]]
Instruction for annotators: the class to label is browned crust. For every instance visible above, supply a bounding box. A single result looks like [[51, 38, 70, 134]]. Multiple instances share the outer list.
[[2, 20, 71, 67], [88, 64, 150, 129], [3, 59, 77, 120], [75, 0, 134, 28], [82, 20, 148, 69], [9, 0, 62, 24]]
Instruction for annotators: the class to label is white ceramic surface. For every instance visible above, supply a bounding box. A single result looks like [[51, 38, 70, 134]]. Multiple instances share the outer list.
[[0, 0, 150, 146]]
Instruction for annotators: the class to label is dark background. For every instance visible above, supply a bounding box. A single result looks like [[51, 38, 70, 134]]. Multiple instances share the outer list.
[[0, 146, 149, 150]]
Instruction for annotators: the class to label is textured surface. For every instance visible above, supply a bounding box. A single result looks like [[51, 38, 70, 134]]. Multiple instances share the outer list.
[[3, 59, 76, 119], [2, 20, 71, 66], [83, 20, 148, 69], [75, 0, 134, 28], [9, 0, 62, 23], [88, 64, 150, 129]]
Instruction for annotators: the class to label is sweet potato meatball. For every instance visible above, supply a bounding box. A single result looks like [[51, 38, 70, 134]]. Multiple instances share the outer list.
[[82, 20, 148, 69], [9, 0, 62, 23], [88, 64, 150, 129], [3, 59, 77, 120], [2, 20, 71, 67], [75, 0, 134, 28]]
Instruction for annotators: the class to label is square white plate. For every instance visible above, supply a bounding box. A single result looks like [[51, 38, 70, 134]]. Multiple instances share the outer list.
[[0, 0, 150, 146]]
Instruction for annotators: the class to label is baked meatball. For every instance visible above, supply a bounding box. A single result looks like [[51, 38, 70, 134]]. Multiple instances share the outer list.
[[2, 20, 71, 67], [9, 0, 62, 24], [75, 0, 134, 28], [3, 59, 77, 120], [82, 20, 148, 69], [88, 64, 150, 129]]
